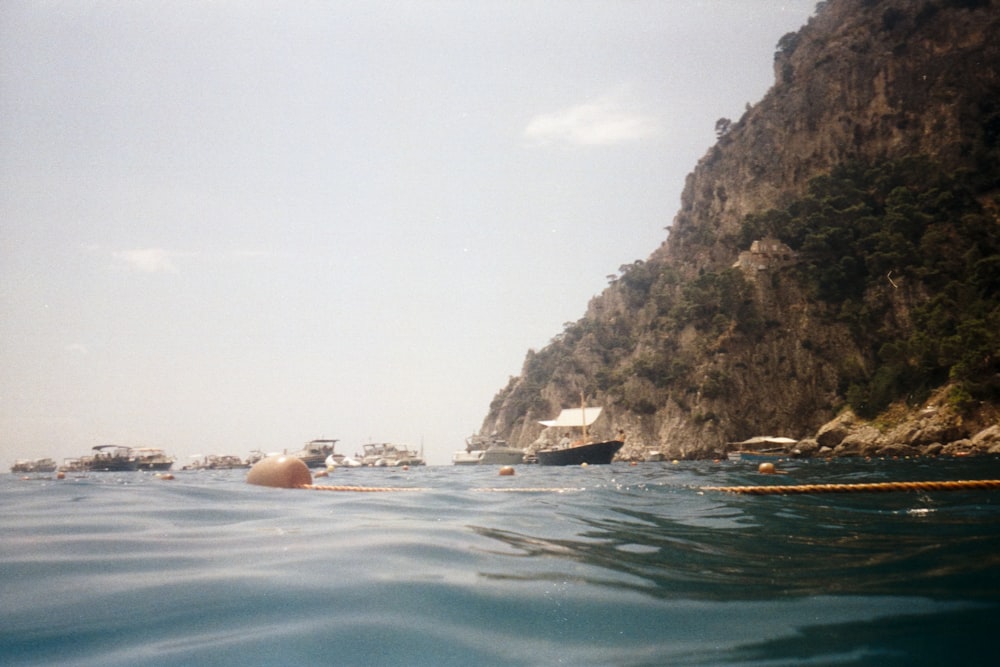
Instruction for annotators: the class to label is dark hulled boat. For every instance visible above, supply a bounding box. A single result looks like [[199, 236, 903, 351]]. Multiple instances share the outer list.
[[536, 440, 624, 466], [85, 445, 137, 472], [535, 402, 624, 466]]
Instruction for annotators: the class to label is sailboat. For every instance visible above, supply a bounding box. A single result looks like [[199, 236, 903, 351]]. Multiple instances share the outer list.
[[535, 402, 623, 466]]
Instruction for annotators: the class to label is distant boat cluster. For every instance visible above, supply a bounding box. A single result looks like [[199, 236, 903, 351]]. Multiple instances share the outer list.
[[12, 404, 630, 473], [9, 439, 429, 474], [296, 439, 428, 469], [10, 446, 179, 474]]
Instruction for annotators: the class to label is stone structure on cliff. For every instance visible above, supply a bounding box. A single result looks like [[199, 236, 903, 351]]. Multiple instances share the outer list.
[[482, 0, 1000, 460]]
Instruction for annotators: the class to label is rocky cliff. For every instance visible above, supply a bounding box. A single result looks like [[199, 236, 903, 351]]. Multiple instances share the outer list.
[[483, 0, 1000, 460]]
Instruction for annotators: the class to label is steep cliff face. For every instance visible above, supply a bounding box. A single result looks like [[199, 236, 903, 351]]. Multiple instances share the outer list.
[[667, 0, 999, 261], [484, 0, 1000, 459]]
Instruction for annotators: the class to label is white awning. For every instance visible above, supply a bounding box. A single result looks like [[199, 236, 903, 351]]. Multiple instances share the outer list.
[[539, 407, 603, 428]]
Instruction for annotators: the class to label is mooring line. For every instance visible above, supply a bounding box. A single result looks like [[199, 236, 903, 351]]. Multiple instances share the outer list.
[[300, 484, 584, 493], [700, 479, 1000, 495], [297, 480, 1000, 494], [470, 487, 584, 493], [300, 484, 429, 492]]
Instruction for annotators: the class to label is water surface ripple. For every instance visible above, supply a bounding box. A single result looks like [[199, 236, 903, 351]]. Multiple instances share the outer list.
[[2, 458, 998, 665]]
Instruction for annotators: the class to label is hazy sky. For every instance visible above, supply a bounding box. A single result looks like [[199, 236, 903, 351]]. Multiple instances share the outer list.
[[1, 1, 817, 467]]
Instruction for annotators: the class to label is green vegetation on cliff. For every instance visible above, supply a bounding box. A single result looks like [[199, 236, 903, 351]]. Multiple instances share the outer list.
[[738, 157, 1000, 417]]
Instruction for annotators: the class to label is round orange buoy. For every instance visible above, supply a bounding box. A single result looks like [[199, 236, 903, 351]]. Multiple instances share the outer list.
[[758, 462, 776, 474], [630, 461, 637, 466], [402, 465, 410, 471], [56, 471, 66, 479], [246, 455, 313, 488], [499, 466, 515, 476], [159, 473, 175, 480]]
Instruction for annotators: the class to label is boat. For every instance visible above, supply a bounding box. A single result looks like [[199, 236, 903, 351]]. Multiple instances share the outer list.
[[726, 436, 800, 461], [184, 454, 249, 470], [59, 458, 86, 473], [10, 458, 58, 473], [480, 445, 525, 465], [535, 403, 623, 466], [11, 458, 58, 473], [452, 449, 484, 465], [536, 440, 624, 466], [329, 454, 362, 468], [290, 439, 342, 468], [205, 455, 249, 469], [84, 445, 137, 472], [727, 449, 788, 462], [453, 432, 525, 465], [359, 443, 425, 467], [131, 448, 175, 471]]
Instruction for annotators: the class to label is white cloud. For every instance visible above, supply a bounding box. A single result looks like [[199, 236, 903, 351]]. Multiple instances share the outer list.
[[112, 248, 180, 273], [65, 343, 88, 354], [524, 92, 661, 147]]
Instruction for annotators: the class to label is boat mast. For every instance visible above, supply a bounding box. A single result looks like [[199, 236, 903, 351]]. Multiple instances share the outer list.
[[580, 391, 588, 443]]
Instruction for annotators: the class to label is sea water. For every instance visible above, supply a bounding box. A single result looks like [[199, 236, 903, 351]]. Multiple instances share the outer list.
[[2, 458, 999, 666]]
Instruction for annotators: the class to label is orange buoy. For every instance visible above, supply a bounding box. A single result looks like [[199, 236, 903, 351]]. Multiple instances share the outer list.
[[56, 471, 66, 480], [758, 462, 776, 474], [402, 465, 410, 471], [499, 466, 515, 476], [154, 473, 175, 480], [247, 455, 313, 488]]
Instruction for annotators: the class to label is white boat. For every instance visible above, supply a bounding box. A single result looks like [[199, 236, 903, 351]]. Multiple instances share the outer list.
[[726, 436, 799, 461], [131, 447, 175, 471], [480, 446, 525, 465], [453, 432, 525, 465], [328, 454, 362, 468], [10, 458, 58, 473], [290, 439, 342, 468], [452, 449, 484, 465], [359, 443, 425, 467], [184, 454, 248, 470]]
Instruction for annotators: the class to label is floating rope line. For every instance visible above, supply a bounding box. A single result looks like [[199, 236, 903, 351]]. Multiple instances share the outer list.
[[297, 480, 1000, 494], [701, 479, 1000, 495], [471, 487, 584, 493], [300, 485, 583, 493], [300, 484, 428, 492]]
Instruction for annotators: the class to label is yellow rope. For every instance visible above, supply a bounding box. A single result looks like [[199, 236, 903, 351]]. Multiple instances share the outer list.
[[470, 487, 584, 493], [701, 479, 1000, 495], [292, 479, 1000, 495], [300, 484, 428, 492]]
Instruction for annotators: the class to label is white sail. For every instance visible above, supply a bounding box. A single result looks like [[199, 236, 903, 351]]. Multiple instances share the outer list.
[[539, 407, 602, 428]]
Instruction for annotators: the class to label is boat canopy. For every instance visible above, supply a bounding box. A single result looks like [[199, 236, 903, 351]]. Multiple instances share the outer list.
[[728, 436, 798, 447], [539, 407, 603, 428]]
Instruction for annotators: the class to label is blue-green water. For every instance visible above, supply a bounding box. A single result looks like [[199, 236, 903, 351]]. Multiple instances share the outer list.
[[2, 458, 999, 666]]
